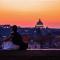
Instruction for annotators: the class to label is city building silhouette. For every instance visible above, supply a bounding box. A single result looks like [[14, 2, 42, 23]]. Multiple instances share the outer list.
[[35, 19, 44, 28], [0, 19, 60, 49]]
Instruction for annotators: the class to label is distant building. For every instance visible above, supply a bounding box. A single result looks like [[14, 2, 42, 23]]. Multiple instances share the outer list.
[[35, 19, 44, 28], [35, 19, 46, 36], [0, 25, 11, 28]]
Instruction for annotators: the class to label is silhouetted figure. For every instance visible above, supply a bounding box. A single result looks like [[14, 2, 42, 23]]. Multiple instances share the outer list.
[[11, 25, 28, 50]]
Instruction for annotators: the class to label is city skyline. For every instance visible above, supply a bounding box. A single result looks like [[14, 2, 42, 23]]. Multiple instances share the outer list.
[[0, 0, 60, 28]]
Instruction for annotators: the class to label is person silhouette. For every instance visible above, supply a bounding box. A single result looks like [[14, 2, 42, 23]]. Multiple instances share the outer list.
[[11, 25, 28, 50]]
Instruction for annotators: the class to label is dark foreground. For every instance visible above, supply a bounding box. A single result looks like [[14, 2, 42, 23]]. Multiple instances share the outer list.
[[0, 50, 60, 60]]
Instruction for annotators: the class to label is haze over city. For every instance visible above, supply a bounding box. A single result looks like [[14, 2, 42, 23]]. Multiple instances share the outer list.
[[0, 0, 60, 28]]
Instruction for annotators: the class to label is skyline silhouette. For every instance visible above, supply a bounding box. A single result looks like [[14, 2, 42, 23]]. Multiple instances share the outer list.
[[0, 18, 60, 28]]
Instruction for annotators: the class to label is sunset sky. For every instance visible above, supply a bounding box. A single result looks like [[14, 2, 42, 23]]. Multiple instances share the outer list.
[[0, 0, 60, 28]]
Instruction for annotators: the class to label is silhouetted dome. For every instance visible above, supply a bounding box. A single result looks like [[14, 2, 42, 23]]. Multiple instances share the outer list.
[[35, 19, 43, 28], [37, 19, 43, 25]]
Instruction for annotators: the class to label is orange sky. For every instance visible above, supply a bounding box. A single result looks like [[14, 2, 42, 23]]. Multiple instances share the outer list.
[[0, 0, 60, 28]]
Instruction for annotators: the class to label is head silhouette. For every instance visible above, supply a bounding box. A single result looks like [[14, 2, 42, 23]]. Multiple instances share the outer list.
[[12, 25, 17, 32]]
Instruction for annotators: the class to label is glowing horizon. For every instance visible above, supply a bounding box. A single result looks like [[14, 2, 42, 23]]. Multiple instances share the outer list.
[[0, 0, 60, 28]]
